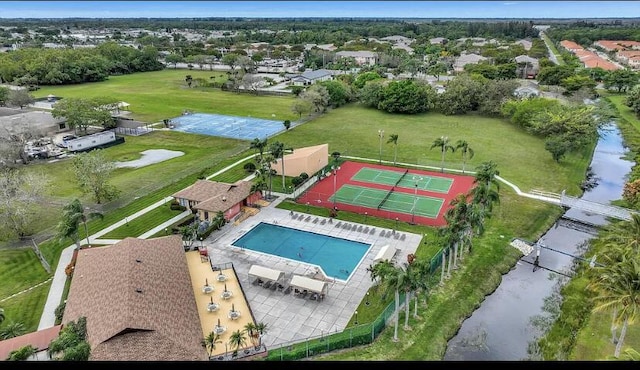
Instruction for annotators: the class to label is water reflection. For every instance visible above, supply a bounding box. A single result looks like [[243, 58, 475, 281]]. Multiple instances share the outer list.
[[444, 123, 634, 360]]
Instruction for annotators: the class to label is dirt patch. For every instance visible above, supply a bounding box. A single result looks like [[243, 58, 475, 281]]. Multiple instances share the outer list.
[[114, 149, 184, 168]]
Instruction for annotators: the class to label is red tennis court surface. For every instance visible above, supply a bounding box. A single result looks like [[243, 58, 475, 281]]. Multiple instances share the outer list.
[[297, 161, 476, 227]]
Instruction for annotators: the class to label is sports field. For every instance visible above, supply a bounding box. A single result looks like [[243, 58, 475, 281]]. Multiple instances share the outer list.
[[351, 167, 453, 193], [298, 161, 476, 227], [330, 184, 444, 218]]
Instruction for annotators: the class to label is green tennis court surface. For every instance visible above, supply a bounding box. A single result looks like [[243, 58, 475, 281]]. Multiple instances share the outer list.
[[329, 184, 444, 218], [351, 167, 453, 193]]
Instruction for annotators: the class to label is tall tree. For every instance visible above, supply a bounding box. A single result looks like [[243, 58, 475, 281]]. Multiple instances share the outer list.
[[72, 150, 119, 204], [588, 256, 640, 358], [387, 134, 399, 165], [454, 139, 474, 174], [228, 329, 247, 357], [249, 137, 268, 163], [430, 136, 455, 173], [202, 331, 222, 357], [56, 198, 104, 250], [51, 97, 119, 134], [0, 168, 49, 240]]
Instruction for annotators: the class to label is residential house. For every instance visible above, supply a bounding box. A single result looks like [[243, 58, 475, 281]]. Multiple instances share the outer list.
[[172, 179, 261, 223], [514, 55, 540, 78], [595, 40, 640, 52], [286, 69, 333, 86], [61, 235, 208, 361], [429, 37, 447, 45], [0, 325, 62, 361], [515, 39, 533, 51], [335, 51, 378, 66], [616, 50, 640, 69], [575, 49, 620, 71], [453, 53, 488, 72], [560, 40, 584, 52]]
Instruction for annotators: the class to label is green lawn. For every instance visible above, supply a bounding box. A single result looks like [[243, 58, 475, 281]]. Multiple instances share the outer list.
[[34, 69, 298, 123], [276, 103, 590, 196], [98, 202, 185, 239]]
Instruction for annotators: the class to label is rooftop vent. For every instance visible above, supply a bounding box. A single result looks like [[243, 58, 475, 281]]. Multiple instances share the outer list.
[[135, 259, 142, 263], [135, 288, 143, 294]]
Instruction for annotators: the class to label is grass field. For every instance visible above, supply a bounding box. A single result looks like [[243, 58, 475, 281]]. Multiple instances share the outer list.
[[0, 71, 602, 357], [274, 103, 591, 195], [35, 69, 298, 123]]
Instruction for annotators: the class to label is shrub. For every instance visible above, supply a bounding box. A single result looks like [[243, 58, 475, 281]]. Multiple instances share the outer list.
[[299, 172, 309, 180], [244, 162, 257, 173]]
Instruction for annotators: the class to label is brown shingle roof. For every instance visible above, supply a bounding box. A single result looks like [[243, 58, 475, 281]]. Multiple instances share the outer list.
[[0, 325, 62, 360], [62, 236, 207, 361], [173, 179, 253, 213]]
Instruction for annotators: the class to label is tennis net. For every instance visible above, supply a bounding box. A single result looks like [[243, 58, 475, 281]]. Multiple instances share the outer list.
[[395, 169, 409, 187], [377, 186, 395, 210]]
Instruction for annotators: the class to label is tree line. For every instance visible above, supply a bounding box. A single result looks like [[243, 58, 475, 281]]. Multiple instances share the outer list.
[[0, 42, 164, 86]]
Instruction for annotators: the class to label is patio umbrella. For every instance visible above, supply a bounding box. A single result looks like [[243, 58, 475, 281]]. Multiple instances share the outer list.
[[210, 296, 214, 304], [232, 303, 235, 312], [205, 278, 209, 286], [217, 318, 221, 327], [224, 283, 228, 292]]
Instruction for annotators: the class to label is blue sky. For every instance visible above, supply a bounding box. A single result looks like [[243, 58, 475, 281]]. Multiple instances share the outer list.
[[0, 1, 638, 19]]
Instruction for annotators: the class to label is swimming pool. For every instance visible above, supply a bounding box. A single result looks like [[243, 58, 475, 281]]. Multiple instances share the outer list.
[[231, 222, 371, 280], [170, 113, 283, 141]]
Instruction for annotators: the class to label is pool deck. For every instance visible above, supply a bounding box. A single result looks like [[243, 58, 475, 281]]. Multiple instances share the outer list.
[[202, 194, 423, 349]]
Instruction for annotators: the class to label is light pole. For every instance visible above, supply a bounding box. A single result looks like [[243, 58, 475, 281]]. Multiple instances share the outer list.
[[199, 237, 203, 249], [365, 292, 370, 306], [354, 310, 358, 325], [377, 129, 384, 164], [306, 201, 310, 212], [411, 176, 423, 225], [364, 211, 368, 223], [395, 217, 399, 230], [332, 165, 340, 208]]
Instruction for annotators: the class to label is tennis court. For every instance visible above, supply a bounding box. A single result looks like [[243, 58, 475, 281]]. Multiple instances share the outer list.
[[351, 167, 453, 193], [329, 184, 444, 218], [170, 113, 283, 141], [298, 161, 476, 227]]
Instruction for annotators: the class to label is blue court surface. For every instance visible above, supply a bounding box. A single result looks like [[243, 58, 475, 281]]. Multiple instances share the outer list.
[[170, 113, 284, 141]]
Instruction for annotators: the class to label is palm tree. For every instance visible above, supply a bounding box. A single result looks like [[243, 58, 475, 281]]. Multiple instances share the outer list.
[[455, 139, 474, 174], [0, 321, 26, 339], [243, 322, 259, 348], [430, 136, 455, 173], [254, 322, 268, 348], [387, 134, 399, 165], [474, 161, 501, 191], [249, 137, 268, 162], [587, 256, 640, 358], [202, 331, 222, 357], [228, 329, 247, 357], [381, 263, 413, 339], [56, 198, 104, 250], [268, 140, 292, 191]]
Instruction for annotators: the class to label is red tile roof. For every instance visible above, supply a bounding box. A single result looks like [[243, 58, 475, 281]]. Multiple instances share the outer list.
[[62, 236, 208, 361], [0, 325, 62, 360]]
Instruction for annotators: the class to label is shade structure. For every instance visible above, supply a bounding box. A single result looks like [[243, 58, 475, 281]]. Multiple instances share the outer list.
[[373, 245, 399, 264], [248, 265, 285, 283], [289, 274, 329, 295]]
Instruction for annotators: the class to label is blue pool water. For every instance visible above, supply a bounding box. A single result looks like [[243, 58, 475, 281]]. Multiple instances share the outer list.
[[232, 222, 371, 280], [170, 113, 283, 141]]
